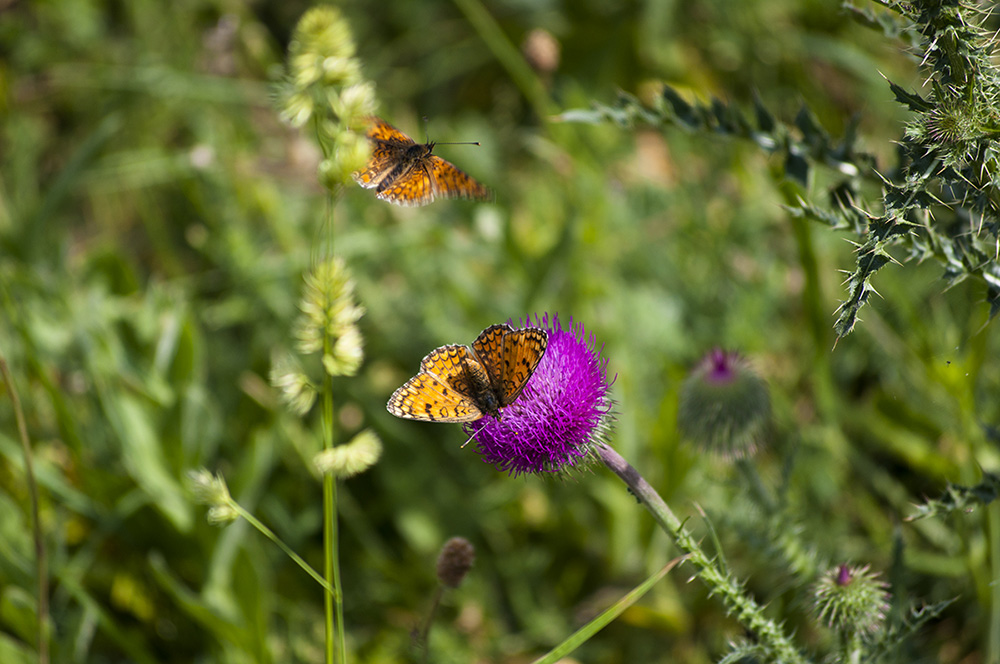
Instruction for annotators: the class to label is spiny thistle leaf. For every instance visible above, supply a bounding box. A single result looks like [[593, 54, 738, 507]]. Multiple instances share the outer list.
[[864, 598, 957, 661], [906, 472, 1000, 521], [562, 0, 1000, 338]]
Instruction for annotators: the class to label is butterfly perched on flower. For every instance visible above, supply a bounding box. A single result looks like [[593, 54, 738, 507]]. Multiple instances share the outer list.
[[352, 116, 493, 206], [386, 324, 548, 422]]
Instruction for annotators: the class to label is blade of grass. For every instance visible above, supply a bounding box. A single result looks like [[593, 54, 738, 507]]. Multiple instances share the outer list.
[[530, 557, 685, 664], [1, 357, 48, 664]]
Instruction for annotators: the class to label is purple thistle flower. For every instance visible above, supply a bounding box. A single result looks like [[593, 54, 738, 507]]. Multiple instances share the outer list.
[[464, 313, 614, 476], [677, 349, 771, 459]]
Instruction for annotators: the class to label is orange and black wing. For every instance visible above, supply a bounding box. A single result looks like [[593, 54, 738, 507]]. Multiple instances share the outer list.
[[353, 117, 415, 190], [386, 371, 484, 422], [471, 324, 511, 393], [377, 162, 436, 206], [427, 155, 493, 203], [497, 327, 547, 406]]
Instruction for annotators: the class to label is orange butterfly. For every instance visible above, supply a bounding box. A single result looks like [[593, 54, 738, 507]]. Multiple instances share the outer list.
[[353, 116, 493, 206], [386, 324, 547, 422]]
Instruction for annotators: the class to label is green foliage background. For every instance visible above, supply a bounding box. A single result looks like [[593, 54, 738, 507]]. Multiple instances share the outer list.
[[1, 0, 999, 662]]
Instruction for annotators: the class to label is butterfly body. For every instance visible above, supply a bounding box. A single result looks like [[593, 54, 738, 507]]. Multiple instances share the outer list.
[[387, 324, 547, 423], [353, 117, 492, 207]]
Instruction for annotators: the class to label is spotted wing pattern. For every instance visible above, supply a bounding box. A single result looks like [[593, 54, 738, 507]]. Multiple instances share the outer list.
[[352, 117, 415, 190], [497, 327, 548, 405], [387, 325, 548, 424], [353, 116, 492, 206], [471, 324, 510, 394], [386, 345, 486, 422], [377, 163, 436, 207], [426, 156, 493, 203]]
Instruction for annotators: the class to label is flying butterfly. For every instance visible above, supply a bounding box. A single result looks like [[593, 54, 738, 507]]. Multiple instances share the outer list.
[[353, 116, 493, 206], [386, 324, 548, 423]]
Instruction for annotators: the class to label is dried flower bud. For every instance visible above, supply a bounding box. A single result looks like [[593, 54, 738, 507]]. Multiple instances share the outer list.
[[436, 537, 476, 589]]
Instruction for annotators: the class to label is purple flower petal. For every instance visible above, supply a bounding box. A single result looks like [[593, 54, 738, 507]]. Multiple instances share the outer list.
[[465, 313, 614, 476]]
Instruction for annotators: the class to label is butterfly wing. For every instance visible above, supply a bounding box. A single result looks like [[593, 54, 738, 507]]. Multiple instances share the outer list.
[[471, 324, 511, 394], [427, 155, 493, 203], [386, 371, 484, 422], [377, 162, 436, 206], [497, 327, 548, 406], [364, 117, 415, 145], [353, 117, 415, 189]]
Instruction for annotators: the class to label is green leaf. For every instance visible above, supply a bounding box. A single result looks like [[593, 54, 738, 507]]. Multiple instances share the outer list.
[[112, 394, 192, 531], [887, 80, 933, 112], [530, 558, 683, 664]]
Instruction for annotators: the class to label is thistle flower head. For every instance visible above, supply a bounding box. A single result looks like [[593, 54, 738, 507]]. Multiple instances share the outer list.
[[677, 349, 771, 459], [812, 563, 891, 637], [465, 314, 614, 476]]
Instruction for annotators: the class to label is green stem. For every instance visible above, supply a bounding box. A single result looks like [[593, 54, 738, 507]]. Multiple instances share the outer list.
[[988, 500, 1000, 664], [322, 349, 346, 664], [226, 500, 335, 595], [0, 358, 49, 664], [415, 586, 445, 664], [596, 443, 808, 664], [450, 0, 552, 120]]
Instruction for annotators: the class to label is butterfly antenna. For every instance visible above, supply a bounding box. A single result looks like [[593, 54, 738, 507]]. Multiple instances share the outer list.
[[461, 425, 482, 448], [421, 115, 430, 143]]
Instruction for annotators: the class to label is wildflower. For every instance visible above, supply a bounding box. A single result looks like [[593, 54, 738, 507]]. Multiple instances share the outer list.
[[186, 469, 238, 525], [314, 429, 382, 478], [270, 352, 317, 416], [812, 563, 891, 637], [466, 314, 614, 476], [293, 257, 365, 377], [280, 6, 377, 184], [677, 349, 771, 459]]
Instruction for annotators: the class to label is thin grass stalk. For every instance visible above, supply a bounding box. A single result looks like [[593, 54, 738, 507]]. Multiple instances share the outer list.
[[226, 499, 335, 594], [1, 357, 48, 664]]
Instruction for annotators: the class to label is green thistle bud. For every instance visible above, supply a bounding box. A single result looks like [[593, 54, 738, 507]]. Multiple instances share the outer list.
[[812, 564, 890, 637], [677, 349, 771, 459], [313, 429, 382, 478]]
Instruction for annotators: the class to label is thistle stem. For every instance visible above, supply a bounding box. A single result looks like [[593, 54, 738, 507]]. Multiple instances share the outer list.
[[596, 443, 808, 664]]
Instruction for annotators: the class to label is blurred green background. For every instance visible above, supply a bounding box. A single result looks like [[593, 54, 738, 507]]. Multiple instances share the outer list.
[[2, 0, 998, 662]]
